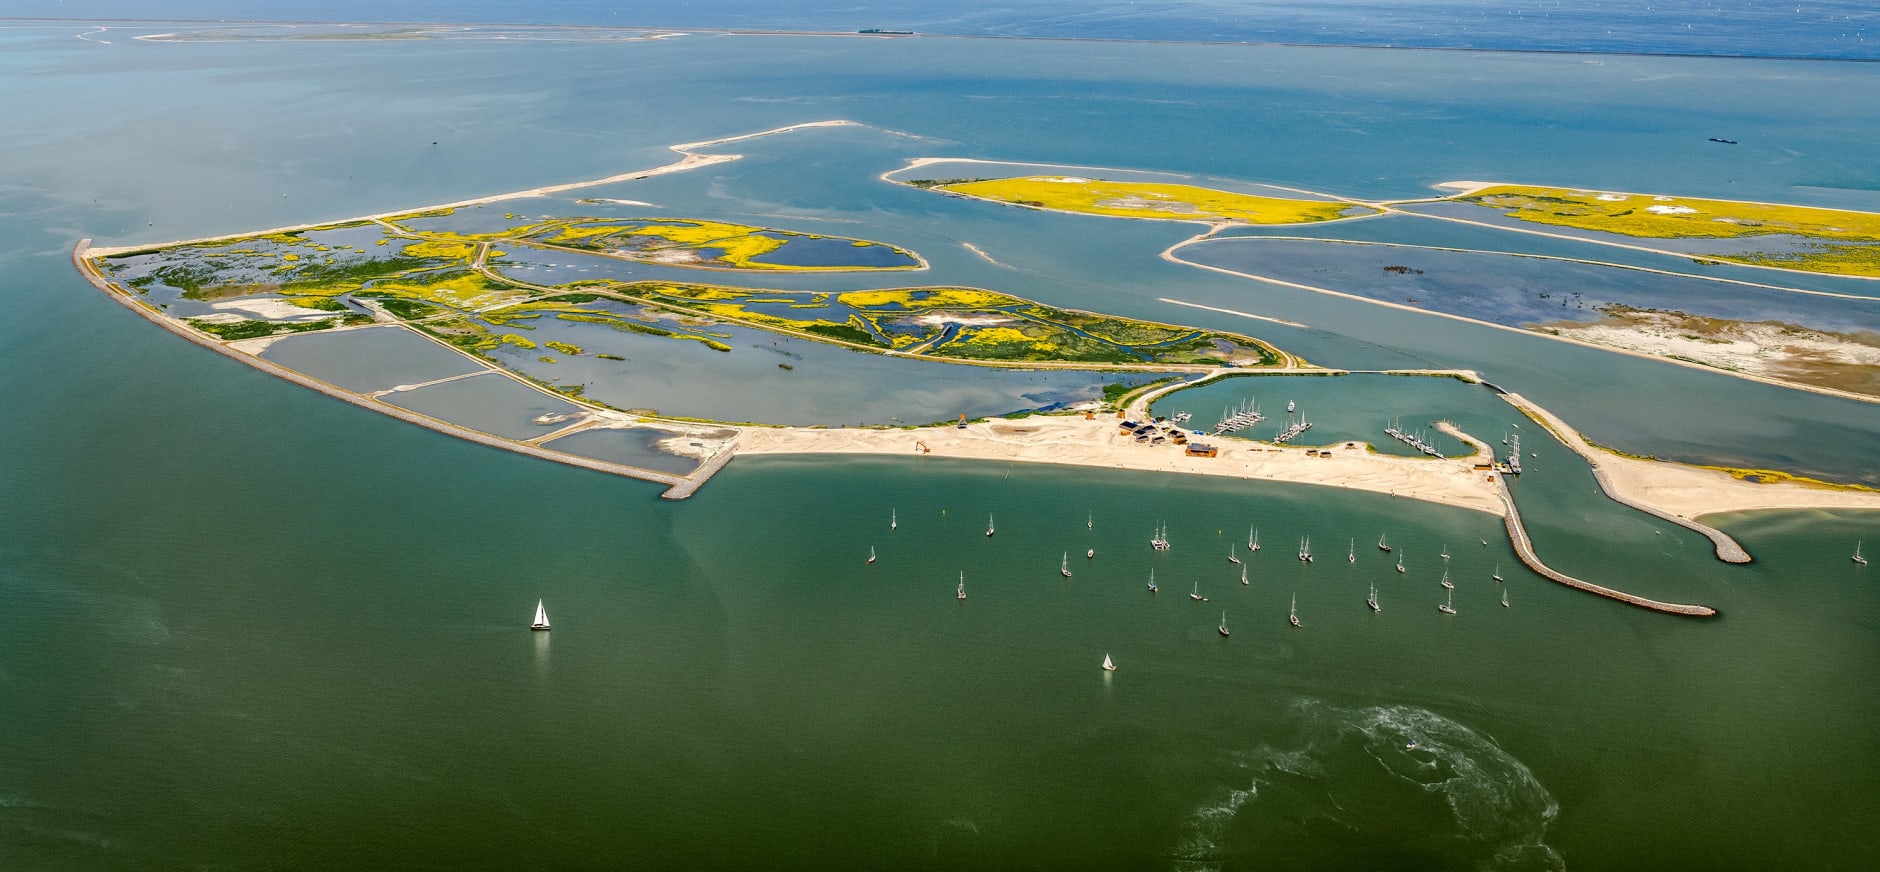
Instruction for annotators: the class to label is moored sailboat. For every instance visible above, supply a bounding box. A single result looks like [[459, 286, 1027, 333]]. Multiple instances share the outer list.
[[1061, 552, 1073, 578], [1289, 593, 1301, 628], [1438, 588, 1457, 615], [1190, 580, 1207, 602], [891, 509, 897, 531], [1440, 544, 1450, 560], [1249, 526, 1261, 552], [530, 599, 551, 631], [1501, 588, 1510, 608], [1147, 569, 1158, 593], [1855, 541, 1868, 565], [1377, 533, 1391, 553], [1395, 554, 1406, 573], [957, 572, 967, 600], [1492, 564, 1504, 582], [1367, 583, 1380, 612], [867, 546, 876, 565], [1228, 543, 1241, 565], [1440, 570, 1453, 590], [1240, 564, 1249, 586], [1219, 610, 1231, 637], [1348, 538, 1356, 563], [986, 514, 995, 537]]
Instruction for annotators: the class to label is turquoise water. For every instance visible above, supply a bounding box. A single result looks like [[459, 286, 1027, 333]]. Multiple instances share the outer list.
[[2, 22, 1877, 868]]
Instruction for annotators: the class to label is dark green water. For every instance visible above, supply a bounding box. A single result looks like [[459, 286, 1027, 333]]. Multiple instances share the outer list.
[[3, 23, 1878, 869]]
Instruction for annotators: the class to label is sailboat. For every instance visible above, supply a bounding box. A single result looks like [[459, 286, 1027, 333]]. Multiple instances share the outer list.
[[1150, 521, 1171, 551], [1240, 565, 1249, 586], [1087, 548, 1095, 559], [1061, 552, 1073, 578], [891, 509, 897, 531], [1855, 541, 1869, 565], [1348, 538, 1356, 563], [986, 514, 995, 537], [1492, 564, 1504, 582], [1298, 536, 1313, 563], [1367, 583, 1380, 612], [1289, 593, 1301, 628], [957, 572, 967, 600], [1440, 544, 1450, 560], [530, 599, 551, 631], [1287, 399, 1295, 413], [1147, 569, 1158, 593], [1440, 570, 1453, 590], [1438, 588, 1457, 615], [1395, 554, 1406, 573], [1088, 511, 1094, 530], [1219, 610, 1231, 637], [1249, 526, 1261, 552], [1480, 538, 1489, 547], [1501, 588, 1510, 608], [1190, 580, 1207, 602], [1228, 543, 1241, 565], [867, 546, 876, 565], [1377, 533, 1391, 553], [1102, 653, 1117, 671]]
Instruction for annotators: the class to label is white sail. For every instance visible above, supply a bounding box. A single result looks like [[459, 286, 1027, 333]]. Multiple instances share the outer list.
[[1102, 653, 1116, 671], [531, 599, 550, 630]]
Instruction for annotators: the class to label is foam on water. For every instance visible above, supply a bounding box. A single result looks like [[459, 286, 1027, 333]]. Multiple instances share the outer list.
[[1173, 700, 1564, 870]]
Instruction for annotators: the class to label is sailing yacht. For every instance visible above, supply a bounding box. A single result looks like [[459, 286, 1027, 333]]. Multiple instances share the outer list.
[[1348, 539, 1356, 563], [1287, 399, 1295, 413], [530, 599, 551, 631], [1190, 580, 1207, 602], [1087, 548, 1095, 559], [1492, 564, 1504, 582], [1088, 511, 1094, 530], [1855, 541, 1868, 565], [1061, 552, 1073, 578], [1395, 554, 1406, 573], [1150, 521, 1172, 551], [1289, 593, 1301, 628], [1501, 589, 1510, 608], [986, 514, 995, 537], [867, 546, 876, 565], [1102, 653, 1117, 671], [1228, 543, 1241, 565], [1298, 536, 1313, 562], [1367, 583, 1380, 612], [1438, 588, 1457, 615], [1440, 545, 1450, 560], [1240, 565, 1249, 586], [1249, 526, 1261, 552], [1219, 610, 1231, 637], [891, 509, 897, 531], [1147, 569, 1158, 593], [957, 572, 967, 600], [1440, 570, 1453, 590], [1377, 533, 1391, 553]]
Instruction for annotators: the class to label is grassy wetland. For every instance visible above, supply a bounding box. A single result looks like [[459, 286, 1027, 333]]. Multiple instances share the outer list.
[[922, 176, 1379, 224]]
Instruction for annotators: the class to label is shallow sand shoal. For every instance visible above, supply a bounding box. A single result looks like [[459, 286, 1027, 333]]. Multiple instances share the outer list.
[[735, 415, 1506, 515]]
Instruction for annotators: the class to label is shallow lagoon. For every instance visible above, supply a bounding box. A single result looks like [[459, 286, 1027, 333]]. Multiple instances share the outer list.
[[478, 311, 1156, 426], [259, 326, 482, 393], [541, 427, 708, 475], [381, 373, 584, 441]]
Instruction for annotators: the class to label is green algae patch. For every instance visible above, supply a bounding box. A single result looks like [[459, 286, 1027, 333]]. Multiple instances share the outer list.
[[928, 177, 1376, 224], [1458, 185, 1880, 277]]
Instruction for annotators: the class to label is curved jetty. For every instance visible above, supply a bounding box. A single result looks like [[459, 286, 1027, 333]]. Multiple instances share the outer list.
[[1495, 479, 1719, 617], [1498, 393, 1751, 564]]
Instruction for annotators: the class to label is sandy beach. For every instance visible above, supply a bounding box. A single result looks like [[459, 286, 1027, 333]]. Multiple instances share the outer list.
[[1502, 393, 1880, 519], [735, 414, 1507, 515]]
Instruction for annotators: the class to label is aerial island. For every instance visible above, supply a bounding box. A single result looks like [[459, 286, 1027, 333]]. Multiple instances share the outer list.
[[75, 122, 1880, 616]]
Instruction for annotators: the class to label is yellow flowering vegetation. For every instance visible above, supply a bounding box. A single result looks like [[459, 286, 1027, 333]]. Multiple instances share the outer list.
[[935, 177, 1375, 224]]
